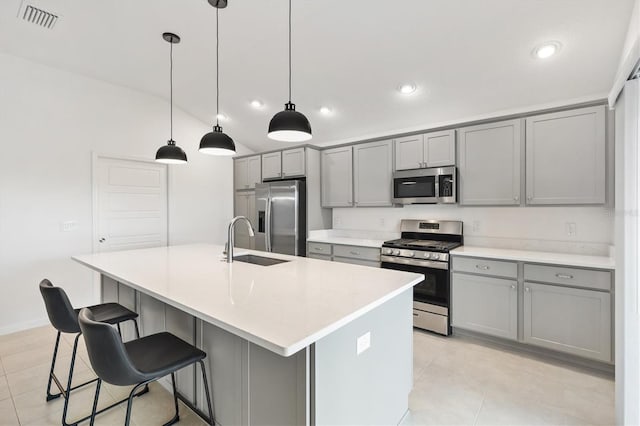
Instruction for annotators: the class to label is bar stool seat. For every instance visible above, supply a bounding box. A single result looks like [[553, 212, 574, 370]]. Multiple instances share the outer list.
[[75, 303, 138, 328], [125, 332, 206, 380]]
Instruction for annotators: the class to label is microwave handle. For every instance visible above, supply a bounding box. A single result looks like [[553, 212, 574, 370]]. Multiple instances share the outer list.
[[435, 180, 440, 199]]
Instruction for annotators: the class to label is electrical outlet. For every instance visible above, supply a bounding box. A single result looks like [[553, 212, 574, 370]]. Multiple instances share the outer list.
[[565, 222, 577, 237], [60, 220, 78, 232], [379, 218, 385, 227], [357, 332, 371, 355], [472, 220, 480, 233], [334, 216, 342, 227]]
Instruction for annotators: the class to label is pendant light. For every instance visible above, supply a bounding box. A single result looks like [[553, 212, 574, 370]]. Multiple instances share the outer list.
[[268, 0, 312, 142], [199, 7, 236, 156], [156, 32, 187, 164]]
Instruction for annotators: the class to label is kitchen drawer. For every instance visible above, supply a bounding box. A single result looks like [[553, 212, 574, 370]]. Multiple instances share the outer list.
[[308, 242, 332, 256], [333, 245, 380, 262], [308, 253, 331, 262], [452, 256, 517, 279], [333, 256, 380, 268], [524, 264, 611, 291]]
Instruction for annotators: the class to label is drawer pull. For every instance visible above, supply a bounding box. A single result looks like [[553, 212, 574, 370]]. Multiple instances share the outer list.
[[316, 247, 323, 251], [555, 273, 574, 279], [510, 284, 516, 289], [475, 264, 490, 270], [413, 313, 419, 317], [350, 251, 360, 256]]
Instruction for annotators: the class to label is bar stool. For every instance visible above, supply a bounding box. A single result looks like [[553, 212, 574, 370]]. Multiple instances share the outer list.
[[78, 307, 215, 426], [39, 279, 147, 426]]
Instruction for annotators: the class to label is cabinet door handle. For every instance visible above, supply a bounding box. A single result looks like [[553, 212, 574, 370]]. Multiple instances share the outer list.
[[555, 273, 574, 280], [413, 313, 419, 317], [475, 264, 490, 270], [527, 196, 532, 201], [350, 251, 360, 256], [510, 284, 516, 289], [525, 287, 531, 292], [514, 196, 519, 201]]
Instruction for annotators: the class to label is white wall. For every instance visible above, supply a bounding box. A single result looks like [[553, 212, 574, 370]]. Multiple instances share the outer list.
[[333, 205, 613, 255], [0, 52, 252, 334]]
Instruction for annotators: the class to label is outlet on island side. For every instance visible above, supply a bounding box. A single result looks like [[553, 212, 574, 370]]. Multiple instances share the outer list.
[[357, 331, 371, 355], [565, 222, 577, 237]]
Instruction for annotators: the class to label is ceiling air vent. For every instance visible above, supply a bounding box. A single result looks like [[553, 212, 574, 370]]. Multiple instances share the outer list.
[[19, 4, 58, 29]]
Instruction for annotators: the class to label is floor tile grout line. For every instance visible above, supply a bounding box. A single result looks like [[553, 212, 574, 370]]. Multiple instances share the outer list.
[[472, 395, 486, 426]]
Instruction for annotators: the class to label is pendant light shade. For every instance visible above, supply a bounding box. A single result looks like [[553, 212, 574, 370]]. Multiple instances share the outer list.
[[200, 125, 236, 156], [200, 6, 237, 156], [156, 140, 188, 164], [268, 102, 312, 142], [268, 0, 312, 142], [156, 32, 187, 164]]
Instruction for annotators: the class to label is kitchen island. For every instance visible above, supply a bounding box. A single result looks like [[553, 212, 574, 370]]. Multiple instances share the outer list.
[[72, 244, 422, 426]]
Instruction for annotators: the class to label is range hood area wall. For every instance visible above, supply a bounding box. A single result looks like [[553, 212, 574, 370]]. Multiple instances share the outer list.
[[332, 205, 614, 256], [0, 52, 251, 334]]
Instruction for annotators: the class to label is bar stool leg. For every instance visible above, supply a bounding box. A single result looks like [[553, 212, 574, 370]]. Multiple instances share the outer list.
[[199, 360, 215, 426], [61, 334, 81, 426], [164, 373, 180, 426], [45, 331, 62, 401], [89, 378, 101, 426]]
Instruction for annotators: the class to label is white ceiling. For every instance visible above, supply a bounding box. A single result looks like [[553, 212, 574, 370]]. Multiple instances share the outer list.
[[0, 0, 633, 152]]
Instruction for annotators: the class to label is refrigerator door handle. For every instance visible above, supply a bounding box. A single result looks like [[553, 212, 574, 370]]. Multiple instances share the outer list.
[[266, 196, 272, 252]]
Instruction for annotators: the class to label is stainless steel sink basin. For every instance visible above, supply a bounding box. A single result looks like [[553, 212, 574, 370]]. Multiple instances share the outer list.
[[233, 254, 290, 266]]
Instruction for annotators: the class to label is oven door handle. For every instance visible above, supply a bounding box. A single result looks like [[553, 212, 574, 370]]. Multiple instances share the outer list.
[[381, 255, 449, 270]]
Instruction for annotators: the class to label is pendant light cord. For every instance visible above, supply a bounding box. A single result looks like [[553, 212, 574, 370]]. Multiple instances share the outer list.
[[216, 7, 220, 126], [288, 0, 292, 103], [170, 39, 174, 143]]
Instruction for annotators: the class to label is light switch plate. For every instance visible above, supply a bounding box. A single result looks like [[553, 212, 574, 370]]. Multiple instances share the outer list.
[[357, 331, 371, 355], [61, 220, 78, 232]]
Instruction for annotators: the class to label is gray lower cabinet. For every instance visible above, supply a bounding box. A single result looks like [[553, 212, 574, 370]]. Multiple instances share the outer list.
[[523, 282, 611, 362], [353, 140, 393, 207], [333, 257, 380, 268], [458, 119, 522, 205], [525, 106, 605, 205], [165, 305, 196, 402], [451, 272, 518, 340], [321, 146, 353, 207], [308, 253, 331, 261]]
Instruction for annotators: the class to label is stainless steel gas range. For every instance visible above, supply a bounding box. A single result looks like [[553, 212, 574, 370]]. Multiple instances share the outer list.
[[381, 219, 463, 335]]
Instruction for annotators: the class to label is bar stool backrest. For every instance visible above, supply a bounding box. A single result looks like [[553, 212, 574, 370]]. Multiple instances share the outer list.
[[78, 308, 146, 386], [39, 279, 80, 334]]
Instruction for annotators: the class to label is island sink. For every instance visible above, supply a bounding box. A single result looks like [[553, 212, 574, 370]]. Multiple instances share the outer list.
[[232, 254, 289, 266]]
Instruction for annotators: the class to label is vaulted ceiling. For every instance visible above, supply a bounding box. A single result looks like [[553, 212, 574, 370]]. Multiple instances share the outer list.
[[0, 0, 633, 152]]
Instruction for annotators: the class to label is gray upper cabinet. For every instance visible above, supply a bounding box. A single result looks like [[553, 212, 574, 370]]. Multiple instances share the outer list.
[[523, 282, 611, 362], [525, 106, 606, 205], [234, 155, 261, 190], [451, 272, 518, 341], [394, 130, 456, 171], [354, 140, 393, 207], [281, 147, 306, 178], [262, 152, 282, 180], [424, 130, 456, 168], [395, 135, 424, 170], [321, 146, 353, 207], [458, 119, 522, 205]]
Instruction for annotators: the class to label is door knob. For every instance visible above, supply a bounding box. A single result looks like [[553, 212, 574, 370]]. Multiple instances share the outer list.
[[99, 238, 106, 243]]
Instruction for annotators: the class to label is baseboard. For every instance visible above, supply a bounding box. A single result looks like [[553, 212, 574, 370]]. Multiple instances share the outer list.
[[0, 317, 50, 336]]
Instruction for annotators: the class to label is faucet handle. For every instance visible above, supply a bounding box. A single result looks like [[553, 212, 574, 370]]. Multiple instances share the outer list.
[[223, 242, 228, 255]]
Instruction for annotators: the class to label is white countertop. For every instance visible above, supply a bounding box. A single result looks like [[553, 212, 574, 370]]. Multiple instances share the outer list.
[[451, 246, 615, 270], [307, 229, 397, 248], [73, 244, 422, 357]]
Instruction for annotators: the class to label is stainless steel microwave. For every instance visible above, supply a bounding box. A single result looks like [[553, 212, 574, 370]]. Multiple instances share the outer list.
[[392, 166, 456, 204]]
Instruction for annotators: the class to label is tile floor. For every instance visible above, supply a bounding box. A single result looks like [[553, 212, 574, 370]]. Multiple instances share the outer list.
[[0, 326, 614, 425]]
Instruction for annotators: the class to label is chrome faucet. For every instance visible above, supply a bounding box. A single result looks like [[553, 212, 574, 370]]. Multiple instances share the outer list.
[[226, 216, 255, 263]]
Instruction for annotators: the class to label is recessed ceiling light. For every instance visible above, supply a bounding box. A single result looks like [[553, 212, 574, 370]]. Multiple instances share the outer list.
[[216, 113, 228, 121], [250, 100, 264, 109], [533, 41, 561, 59], [320, 106, 332, 115], [398, 83, 416, 95]]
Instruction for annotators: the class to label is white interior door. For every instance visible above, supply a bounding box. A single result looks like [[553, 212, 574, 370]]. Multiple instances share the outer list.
[[95, 157, 168, 253]]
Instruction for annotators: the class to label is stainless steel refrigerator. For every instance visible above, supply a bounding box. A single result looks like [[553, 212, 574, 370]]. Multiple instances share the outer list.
[[254, 180, 306, 256]]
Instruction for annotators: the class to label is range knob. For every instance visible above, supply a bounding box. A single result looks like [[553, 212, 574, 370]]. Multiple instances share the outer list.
[[392, 249, 400, 256], [406, 251, 415, 258], [430, 253, 440, 260]]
